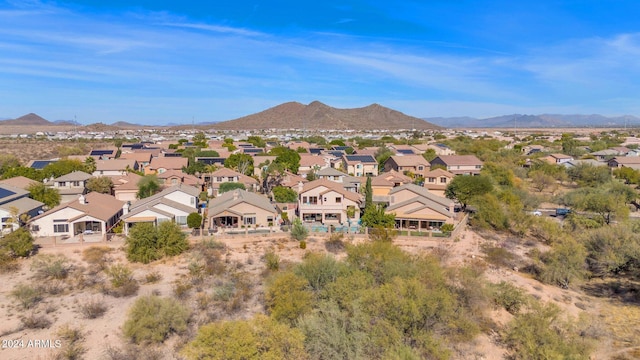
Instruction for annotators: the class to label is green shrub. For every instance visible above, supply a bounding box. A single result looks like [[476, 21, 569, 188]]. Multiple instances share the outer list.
[[123, 295, 190, 344], [489, 281, 528, 314], [126, 222, 188, 263], [31, 254, 72, 280], [291, 218, 308, 241], [264, 250, 280, 271], [105, 264, 138, 297], [299, 240, 307, 249], [1, 228, 34, 257], [182, 314, 307, 360], [504, 302, 593, 359], [11, 284, 43, 309], [265, 272, 312, 325]]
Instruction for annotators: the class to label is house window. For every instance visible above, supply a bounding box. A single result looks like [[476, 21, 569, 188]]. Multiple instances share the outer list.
[[356, 164, 362, 169], [216, 177, 223, 182], [440, 177, 447, 183], [171, 178, 178, 184], [59, 181, 66, 187], [176, 216, 187, 225], [309, 196, 318, 205], [53, 224, 69, 233], [302, 196, 307, 203], [335, 197, 341, 203], [418, 166, 424, 171], [475, 165, 482, 169], [190, 197, 195, 205], [244, 216, 256, 225], [72, 181, 80, 186], [428, 177, 435, 183]]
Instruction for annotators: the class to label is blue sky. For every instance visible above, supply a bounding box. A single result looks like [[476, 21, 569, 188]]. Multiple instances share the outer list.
[[2, 0, 640, 125]]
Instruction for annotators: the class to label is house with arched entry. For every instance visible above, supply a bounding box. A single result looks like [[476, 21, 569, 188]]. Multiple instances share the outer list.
[[207, 189, 277, 230]]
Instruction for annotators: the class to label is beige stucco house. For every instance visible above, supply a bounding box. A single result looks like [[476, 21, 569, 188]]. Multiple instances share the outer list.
[[207, 189, 277, 229], [387, 184, 455, 230], [298, 179, 362, 225]]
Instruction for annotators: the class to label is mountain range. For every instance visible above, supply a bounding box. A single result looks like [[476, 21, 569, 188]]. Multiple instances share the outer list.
[[3, 104, 640, 130], [202, 101, 439, 130], [425, 114, 640, 128]]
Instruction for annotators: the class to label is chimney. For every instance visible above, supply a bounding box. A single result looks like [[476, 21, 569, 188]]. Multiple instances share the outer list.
[[78, 194, 86, 205], [297, 181, 303, 193], [233, 190, 239, 200], [122, 201, 130, 215]]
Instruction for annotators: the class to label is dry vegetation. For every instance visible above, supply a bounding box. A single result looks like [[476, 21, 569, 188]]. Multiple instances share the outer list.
[[0, 227, 634, 360]]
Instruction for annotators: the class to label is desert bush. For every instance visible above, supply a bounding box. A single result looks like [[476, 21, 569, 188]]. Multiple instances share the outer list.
[[299, 240, 307, 249], [21, 313, 51, 329], [295, 253, 345, 292], [504, 302, 594, 359], [481, 245, 517, 269], [31, 254, 72, 280], [81, 246, 112, 270], [55, 324, 86, 360], [126, 221, 188, 263], [264, 250, 280, 271], [123, 295, 190, 344], [325, 233, 345, 253], [291, 218, 309, 241], [0, 251, 20, 273], [181, 314, 307, 360], [190, 240, 226, 276], [489, 281, 528, 314], [104, 263, 139, 297], [173, 279, 193, 299], [79, 297, 108, 319], [103, 344, 164, 360], [265, 272, 312, 325], [11, 284, 43, 309], [537, 238, 587, 289], [145, 271, 162, 284], [0, 228, 34, 257]]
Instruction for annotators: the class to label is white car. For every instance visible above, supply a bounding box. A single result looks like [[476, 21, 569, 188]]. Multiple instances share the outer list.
[[531, 210, 542, 216]]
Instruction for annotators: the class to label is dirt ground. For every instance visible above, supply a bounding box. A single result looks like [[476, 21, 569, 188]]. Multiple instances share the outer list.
[[0, 229, 635, 360]]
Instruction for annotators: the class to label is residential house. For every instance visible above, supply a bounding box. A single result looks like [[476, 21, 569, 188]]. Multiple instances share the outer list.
[[383, 155, 431, 177], [386, 184, 455, 231], [315, 167, 361, 193], [120, 184, 201, 234], [411, 143, 455, 156], [157, 169, 202, 189], [204, 168, 259, 197], [29, 192, 124, 239], [298, 154, 330, 177], [297, 179, 362, 225], [145, 156, 188, 175], [341, 155, 378, 177], [0, 176, 40, 190], [0, 184, 44, 233], [422, 168, 455, 197], [367, 170, 413, 201], [208, 189, 277, 229], [94, 159, 139, 176], [110, 172, 143, 203], [88, 149, 117, 160], [45, 171, 92, 204], [521, 145, 546, 156], [608, 156, 640, 170], [119, 152, 153, 168], [430, 155, 483, 175], [541, 153, 574, 165]]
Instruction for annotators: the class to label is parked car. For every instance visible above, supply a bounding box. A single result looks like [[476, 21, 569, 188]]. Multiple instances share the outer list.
[[555, 208, 572, 216], [531, 210, 542, 216]]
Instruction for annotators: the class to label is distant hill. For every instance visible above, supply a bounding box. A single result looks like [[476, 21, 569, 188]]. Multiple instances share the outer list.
[[206, 101, 441, 130], [0, 113, 53, 126], [426, 114, 640, 128], [110, 121, 142, 128]]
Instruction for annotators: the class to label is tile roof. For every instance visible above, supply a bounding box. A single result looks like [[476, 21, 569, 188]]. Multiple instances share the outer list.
[[0, 176, 40, 190], [208, 189, 276, 216], [31, 192, 124, 222], [300, 179, 362, 203], [53, 171, 93, 182], [432, 155, 483, 166]]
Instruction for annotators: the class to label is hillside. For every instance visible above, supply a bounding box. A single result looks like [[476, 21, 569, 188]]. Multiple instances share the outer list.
[[208, 101, 441, 130], [0, 113, 53, 126]]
